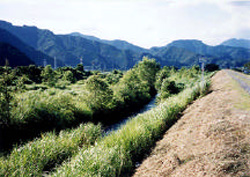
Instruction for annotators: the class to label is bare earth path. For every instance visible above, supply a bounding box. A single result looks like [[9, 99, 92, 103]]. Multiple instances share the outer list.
[[133, 70, 250, 177]]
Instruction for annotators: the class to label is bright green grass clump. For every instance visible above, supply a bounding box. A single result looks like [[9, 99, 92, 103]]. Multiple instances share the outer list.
[[50, 80, 210, 177], [13, 87, 91, 125], [0, 123, 102, 177]]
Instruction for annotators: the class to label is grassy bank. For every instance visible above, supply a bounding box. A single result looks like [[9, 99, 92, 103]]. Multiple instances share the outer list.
[[1, 88, 92, 150], [0, 123, 102, 177], [50, 79, 210, 177]]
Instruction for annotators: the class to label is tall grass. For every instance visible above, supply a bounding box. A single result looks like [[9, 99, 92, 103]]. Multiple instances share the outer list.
[[1, 87, 92, 150], [0, 123, 102, 177], [13, 87, 91, 126], [50, 80, 210, 177]]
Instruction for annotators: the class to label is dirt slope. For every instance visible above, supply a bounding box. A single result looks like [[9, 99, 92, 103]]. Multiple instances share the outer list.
[[133, 70, 250, 177]]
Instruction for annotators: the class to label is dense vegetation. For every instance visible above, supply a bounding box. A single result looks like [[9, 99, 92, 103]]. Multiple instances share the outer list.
[[50, 79, 210, 177], [0, 123, 102, 176], [0, 57, 213, 176], [244, 62, 250, 70], [0, 57, 161, 150]]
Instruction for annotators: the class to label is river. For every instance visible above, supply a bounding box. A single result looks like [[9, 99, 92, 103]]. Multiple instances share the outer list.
[[104, 94, 158, 134]]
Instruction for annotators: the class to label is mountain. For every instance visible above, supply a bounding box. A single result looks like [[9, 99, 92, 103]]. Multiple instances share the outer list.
[[0, 20, 249, 69], [0, 42, 35, 67], [165, 40, 208, 54], [69, 32, 148, 53], [150, 46, 202, 67], [150, 39, 250, 68], [221, 38, 250, 49], [0, 28, 63, 67], [69, 32, 101, 42], [0, 20, 147, 69]]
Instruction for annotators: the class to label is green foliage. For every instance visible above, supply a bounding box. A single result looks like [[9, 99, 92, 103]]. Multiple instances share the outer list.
[[0, 123, 102, 177], [85, 75, 113, 113], [105, 70, 123, 85], [155, 65, 203, 103], [0, 56, 213, 176], [0, 61, 15, 126], [54, 80, 70, 89], [50, 78, 210, 177], [136, 56, 161, 93], [14, 65, 43, 83], [155, 66, 170, 91], [160, 79, 178, 99], [41, 65, 55, 86], [115, 69, 150, 106], [76, 64, 84, 72], [12, 89, 90, 128], [62, 70, 75, 82], [56, 66, 89, 82], [205, 63, 219, 72], [15, 75, 26, 91], [0, 58, 206, 157], [244, 62, 250, 70]]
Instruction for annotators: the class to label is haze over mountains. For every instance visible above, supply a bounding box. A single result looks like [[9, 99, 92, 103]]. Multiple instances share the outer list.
[[0, 20, 249, 69]]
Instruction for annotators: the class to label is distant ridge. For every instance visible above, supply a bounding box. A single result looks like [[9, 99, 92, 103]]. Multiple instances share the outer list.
[[221, 38, 250, 49], [150, 39, 250, 68], [0, 20, 249, 69], [0, 20, 147, 69], [69, 32, 148, 53]]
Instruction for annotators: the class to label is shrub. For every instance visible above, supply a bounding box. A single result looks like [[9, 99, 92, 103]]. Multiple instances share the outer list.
[[136, 57, 160, 94], [85, 75, 113, 113], [205, 63, 219, 72], [0, 61, 15, 126]]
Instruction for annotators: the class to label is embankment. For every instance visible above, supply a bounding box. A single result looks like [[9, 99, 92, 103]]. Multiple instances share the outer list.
[[133, 70, 250, 177]]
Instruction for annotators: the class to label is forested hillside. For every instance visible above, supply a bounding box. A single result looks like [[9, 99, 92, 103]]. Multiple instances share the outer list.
[[0, 42, 34, 67], [221, 38, 250, 49], [153, 39, 250, 68], [0, 20, 145, 69], [0, 20, 249, 69], [0, 28, 63, 67]]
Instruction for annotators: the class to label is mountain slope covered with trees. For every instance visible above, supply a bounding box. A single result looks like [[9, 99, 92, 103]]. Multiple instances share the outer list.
[[0, 42, 35, 67], [0, 20, 249, 69], [221, 38, 250, 49], [0, 28, 63, 67]]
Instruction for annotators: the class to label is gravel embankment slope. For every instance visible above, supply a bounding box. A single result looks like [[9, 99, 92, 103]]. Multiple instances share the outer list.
[[133, 70, 250, 177]]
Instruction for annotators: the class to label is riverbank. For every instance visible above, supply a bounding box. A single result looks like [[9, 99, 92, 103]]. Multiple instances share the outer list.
[[133, 70, 250, 177], [49, 76, 209, 176]]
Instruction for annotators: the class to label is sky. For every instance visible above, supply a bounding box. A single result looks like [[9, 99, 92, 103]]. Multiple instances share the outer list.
[[0, 0, 250, 48]]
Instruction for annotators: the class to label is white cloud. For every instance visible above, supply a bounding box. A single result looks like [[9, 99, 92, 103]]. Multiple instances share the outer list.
[[0, 0, 249, 48]]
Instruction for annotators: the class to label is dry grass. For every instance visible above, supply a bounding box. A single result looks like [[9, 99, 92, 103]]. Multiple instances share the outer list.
[[133, 70, 250, 177]]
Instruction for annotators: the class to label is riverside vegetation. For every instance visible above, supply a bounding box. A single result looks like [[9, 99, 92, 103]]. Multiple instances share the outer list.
[[0, 57, 212, 176]]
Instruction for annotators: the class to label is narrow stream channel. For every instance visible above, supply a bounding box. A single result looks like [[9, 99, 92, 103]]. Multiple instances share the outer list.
[[104, 94, 159, 134]]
